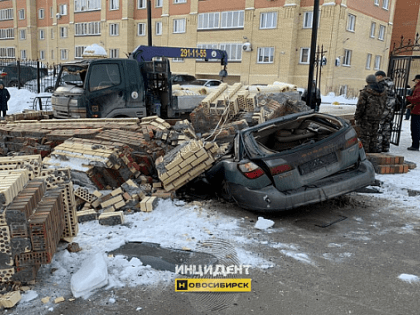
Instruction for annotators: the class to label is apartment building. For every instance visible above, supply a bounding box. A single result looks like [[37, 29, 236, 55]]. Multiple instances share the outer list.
[[0, 0, 396, 97]]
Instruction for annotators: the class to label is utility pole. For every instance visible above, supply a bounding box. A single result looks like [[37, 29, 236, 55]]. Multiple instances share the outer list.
[[306, 0, 320, 111], [147, 0, 152, 46]]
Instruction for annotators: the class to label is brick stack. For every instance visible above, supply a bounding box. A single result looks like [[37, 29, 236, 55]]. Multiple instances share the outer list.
[[0, 155, 42, 180], [366, 153, 414, 174], [43, 137, 143, 189], [155, 140, 219, 191]]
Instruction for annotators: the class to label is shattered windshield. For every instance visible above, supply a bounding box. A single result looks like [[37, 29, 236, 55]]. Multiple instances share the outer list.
[[57, 65, 86, 87]]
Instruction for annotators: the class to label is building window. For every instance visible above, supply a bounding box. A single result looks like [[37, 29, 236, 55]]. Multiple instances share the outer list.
[[155, 21, 162, 35], [221, 10, 244, 29], [60, 27, 68, 38], [60, 49, 68, 61], [257, 47, 274, 64], [75, 22, 101, 36], [156, 0, 163, 7], [39, 29, 45, 40], [75, 46, 87, 58], [374, 55, 381, 70], [40, 50, 45, 60], [21, 50, 27, 60], [220, 43, 242, 61], [366, 54, 372, 69], [172, 58, 184, 62], [59, 4, 68, 15], [18, 9, 25, 20], [347, 14, 356, 32], [370, 22, 376, 38], [110, 0, 119, 10], [0, 9, 13, 21], [137, 0, 146, 9], [260, 12, 277, 29], [303, 11, 313, 28], [299, 48, 310, 64], [19, 30, 26, 40], [75, 0, 101, 12], [198, 12, 220, 30], [382, 0, 389, 10], [173, 19, 186, 33], [51, 29, 54, 39], [0, 29, 14, 39], [378, 25, 385, 40], [0, 48, 15, 58], [110, 49, 119, 58], [110, 23, 119, 36], [39, 9, 45, 19], [137, 23, 146, 36], [51, 50, 55, 60], [174, 0, 186, 3], [374, 0, 379, 5], [343, 49, 352, 66]]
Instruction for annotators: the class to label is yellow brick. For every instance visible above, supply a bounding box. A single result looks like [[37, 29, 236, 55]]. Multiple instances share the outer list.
[[110, 187, 123, 196], [191, 153, 210, 167], [114, 200, 126, 210], [167, 165, 181, 177], [100, 195, 124, 208]]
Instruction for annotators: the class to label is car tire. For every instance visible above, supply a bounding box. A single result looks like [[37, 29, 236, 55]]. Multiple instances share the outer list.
[[9, 81, 20, 88]]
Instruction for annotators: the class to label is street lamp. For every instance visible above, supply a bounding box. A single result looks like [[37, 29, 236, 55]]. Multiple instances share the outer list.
[[306, 0, 320, 111]]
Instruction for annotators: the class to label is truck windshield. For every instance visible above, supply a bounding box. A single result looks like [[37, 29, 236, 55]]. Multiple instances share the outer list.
[[57, 65, 85, 88], [88, 63, 121, 92]]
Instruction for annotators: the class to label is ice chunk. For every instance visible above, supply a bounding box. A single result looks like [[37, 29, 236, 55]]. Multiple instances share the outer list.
[[254, 217, 274, 230], [71, 252, 109, 298], [20, 290, 38, 303], [398, 274, 420, 284]]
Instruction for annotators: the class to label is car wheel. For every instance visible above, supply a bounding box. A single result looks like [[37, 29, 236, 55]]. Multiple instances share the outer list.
[[45, 87, 54, 93], [9, 81, 20, 88], [219, 179, 234, 202]]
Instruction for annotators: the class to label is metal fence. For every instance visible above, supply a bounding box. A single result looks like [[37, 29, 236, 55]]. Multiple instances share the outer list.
[[0, 59, 59, 94]]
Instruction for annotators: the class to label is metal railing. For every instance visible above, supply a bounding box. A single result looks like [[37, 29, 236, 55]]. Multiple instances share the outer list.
[[0, 59, 59, 93]]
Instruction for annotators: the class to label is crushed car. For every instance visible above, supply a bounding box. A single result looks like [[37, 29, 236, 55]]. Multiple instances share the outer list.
[[205, 111, 375, 211]]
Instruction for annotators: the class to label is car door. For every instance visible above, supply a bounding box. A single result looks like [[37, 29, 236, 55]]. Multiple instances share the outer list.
[[85, 62, 125, 117]]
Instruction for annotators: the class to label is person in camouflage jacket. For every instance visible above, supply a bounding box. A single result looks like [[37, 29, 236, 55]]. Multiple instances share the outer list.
[[354, 75, 387, 153], [375, 70, 397, 152]]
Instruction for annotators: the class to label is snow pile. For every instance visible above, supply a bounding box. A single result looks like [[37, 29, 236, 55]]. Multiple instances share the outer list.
[[71, 252, 109, 298], [398, 274, 420, 284]]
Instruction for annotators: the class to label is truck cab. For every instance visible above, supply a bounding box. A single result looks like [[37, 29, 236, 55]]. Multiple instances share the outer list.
[[52, 58, 146, 119]]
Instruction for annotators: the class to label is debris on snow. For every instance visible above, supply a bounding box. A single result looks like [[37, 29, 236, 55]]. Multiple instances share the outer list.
[[254, 217, 275, 230]]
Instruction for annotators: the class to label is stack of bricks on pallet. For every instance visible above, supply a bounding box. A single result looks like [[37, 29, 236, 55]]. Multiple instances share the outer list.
[[43, 137, 143, 190], [155, 139, 219, 192], [366, 153, 412, 174], [37, 168, 79, 239], [4, 110, 52, 122]]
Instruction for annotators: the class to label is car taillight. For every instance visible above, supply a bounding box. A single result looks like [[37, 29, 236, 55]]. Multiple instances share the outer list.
[[270, 164, 292, 175], [0, 72, 6, 77], [238, 162, 265, 179], [344, 136, 358, 149]]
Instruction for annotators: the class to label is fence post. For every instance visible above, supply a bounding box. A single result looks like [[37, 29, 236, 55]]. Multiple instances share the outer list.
[[17, 60, 21, 89], [37, 60, 41, 94]]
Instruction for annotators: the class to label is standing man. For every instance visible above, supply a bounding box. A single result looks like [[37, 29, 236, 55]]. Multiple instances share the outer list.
[[375, 70, 397, 152], [354, 75, 387, 153], [0, 80, 10, 120], [406, 74, 420, 151]]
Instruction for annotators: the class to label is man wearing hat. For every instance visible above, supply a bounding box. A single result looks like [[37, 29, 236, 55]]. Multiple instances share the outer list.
[[0, 80, 10, 120], [375, 70, 397, 152], [406, 74, 420, 151], [354, 75, 387, 153]]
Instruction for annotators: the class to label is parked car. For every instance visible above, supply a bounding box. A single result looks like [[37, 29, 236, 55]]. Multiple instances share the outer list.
[[171, 74, 196, 85], [205, 111, 375, 212], [0, 65, 48, 87], [24, 73, 83, 93], [182, 79, 222, 88]]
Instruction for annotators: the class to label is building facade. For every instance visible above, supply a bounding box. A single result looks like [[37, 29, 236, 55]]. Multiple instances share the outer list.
[[0, 0, 397, 97]]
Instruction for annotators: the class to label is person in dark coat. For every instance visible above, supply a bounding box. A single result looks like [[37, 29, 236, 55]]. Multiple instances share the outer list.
[[354, 74, 387, 153], [301, 80, 321, 112], [406, 74, 420, 151], [0, 80, 10, 119]]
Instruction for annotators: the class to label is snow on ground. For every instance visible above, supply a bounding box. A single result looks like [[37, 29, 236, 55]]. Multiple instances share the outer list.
[[4, 88, 420, 309]]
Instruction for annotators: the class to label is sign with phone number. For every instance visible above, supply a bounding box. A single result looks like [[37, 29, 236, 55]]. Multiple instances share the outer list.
[[180, 48, 207, 58]]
